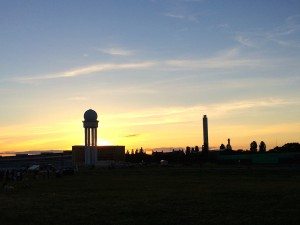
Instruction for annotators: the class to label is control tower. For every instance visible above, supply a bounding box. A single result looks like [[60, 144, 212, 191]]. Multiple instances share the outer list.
[[83, 109, 99, 166]]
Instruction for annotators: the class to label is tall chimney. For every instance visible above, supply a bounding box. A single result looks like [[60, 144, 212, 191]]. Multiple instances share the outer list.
[[203, 115, 209, 152]]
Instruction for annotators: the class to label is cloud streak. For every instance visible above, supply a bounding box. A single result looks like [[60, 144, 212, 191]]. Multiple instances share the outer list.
[[106, 98, 297, 127], [165, 48, 263, 70], [15, 61, 156, 82], [235, 14, 300, 49], [12, 47, 287, 82], [98, 47, 135, 56], [124, 134, 140, 138], [164, 12, 200, 22], [162, 0, 206, 22], [235, 35, 257, 48]]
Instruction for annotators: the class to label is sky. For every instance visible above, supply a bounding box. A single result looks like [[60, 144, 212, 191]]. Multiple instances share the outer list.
[[0, 0, 300, 153]]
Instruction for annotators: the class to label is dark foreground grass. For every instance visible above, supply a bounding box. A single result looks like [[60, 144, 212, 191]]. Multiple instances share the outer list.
[[0, 165, 299, 225]]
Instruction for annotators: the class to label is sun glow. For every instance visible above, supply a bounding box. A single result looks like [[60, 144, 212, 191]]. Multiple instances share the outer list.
[[99, 139, 112, 146]]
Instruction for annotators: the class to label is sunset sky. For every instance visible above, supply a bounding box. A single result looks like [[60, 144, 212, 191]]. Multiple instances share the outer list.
[[0, 0, 300, 153]]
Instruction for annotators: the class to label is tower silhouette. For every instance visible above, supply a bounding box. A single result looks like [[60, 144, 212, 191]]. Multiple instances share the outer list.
[[83, 109, 99, 166], [202, 115, 209, 153]]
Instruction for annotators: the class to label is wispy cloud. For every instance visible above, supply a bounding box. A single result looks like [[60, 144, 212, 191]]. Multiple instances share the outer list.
[[98, 47, 134, 56], [125, 134, 140, 138], [14, 61, 156, 82], [163, 0, 204, 22], [164, 12, 185, 20], [107, 98, 296, 127], [235, 35, 256, 48], [165, 48, 262, 70], [12, 47, 295, 83], [274, 14, 300, 36], [164, 12, 200, 22], [265, 15, 300, 48], [214, 98, 294, 114], [235, 14, 300, 48], [217, 23, 230, 30]]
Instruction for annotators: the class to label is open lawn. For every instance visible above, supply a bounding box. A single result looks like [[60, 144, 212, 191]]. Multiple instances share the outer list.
[[0, 165, 299, 225]]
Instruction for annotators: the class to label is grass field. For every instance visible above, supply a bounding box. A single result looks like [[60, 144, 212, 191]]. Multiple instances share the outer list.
[[0, 165, 299, 225]]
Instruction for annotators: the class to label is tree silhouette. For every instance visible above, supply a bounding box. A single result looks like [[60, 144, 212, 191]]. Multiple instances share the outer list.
[[139, 147, 144, 154], [250, 141, 258, 152], [220, 144, 225, 150], [191, 147, 195, 153], [259, 141, 266, 152], [269, 142, 300, 152], [186, 146, 191, 155]]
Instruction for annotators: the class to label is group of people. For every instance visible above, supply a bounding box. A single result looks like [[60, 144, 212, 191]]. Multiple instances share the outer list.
[[0, 169, 24, 182], [1, 164, 76, 193], [0, 168, 28, 192], [0, 166, 54, 192]]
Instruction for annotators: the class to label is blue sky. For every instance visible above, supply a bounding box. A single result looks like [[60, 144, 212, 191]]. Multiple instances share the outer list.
[[0, 0, 299, 152]]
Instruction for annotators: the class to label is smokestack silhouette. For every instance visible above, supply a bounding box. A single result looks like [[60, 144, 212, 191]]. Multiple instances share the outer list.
[[202, 115, 209, 153]]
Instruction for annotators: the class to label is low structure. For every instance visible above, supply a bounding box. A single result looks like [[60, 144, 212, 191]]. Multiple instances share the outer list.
[[0, 151, 72, 169], [72, 145, 125, 166]]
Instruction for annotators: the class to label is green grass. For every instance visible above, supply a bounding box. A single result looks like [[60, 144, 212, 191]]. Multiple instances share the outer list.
[[0, 165, 299, 225]]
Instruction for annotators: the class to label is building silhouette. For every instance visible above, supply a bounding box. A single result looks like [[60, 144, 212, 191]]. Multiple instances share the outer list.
[[226, 138, 232, 151], [72, 109, 125, 166]]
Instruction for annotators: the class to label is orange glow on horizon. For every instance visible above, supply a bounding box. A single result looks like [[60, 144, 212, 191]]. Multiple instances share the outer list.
[[0, 104, 299, 153]]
